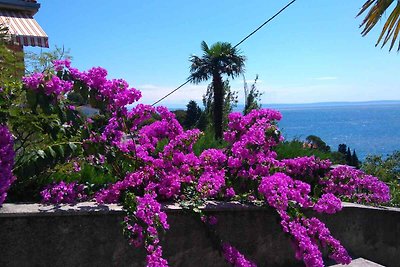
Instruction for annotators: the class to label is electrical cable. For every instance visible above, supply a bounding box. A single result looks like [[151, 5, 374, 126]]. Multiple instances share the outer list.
[[151, 0, 297, 106], [233, 0, 296, 48]]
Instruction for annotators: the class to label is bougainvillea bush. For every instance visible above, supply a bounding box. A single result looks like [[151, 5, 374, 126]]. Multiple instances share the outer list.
[[0, 60, 391, 267], [0, 125, 15, 204]]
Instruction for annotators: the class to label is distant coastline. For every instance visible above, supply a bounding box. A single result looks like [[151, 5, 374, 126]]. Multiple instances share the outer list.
[[168, 100, 400, 111], [258, 100, 400, 110]]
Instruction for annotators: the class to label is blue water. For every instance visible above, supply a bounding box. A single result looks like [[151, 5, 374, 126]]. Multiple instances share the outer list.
[[273, 104, 400, 160]]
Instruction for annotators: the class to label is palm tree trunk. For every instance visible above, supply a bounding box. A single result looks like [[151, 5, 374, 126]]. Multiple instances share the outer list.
[[212, 73, 224, 140]]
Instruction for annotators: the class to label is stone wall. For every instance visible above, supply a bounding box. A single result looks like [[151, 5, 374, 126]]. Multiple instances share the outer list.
[[0, 202, 399, 267]]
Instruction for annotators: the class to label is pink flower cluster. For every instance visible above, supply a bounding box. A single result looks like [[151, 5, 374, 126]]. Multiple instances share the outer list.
[[280, 215, 351, 267], [222, 243, 257, 267], [258, 172, 312, 210], [124, 192, 169, 267], [23, 59, 141, 112], [197, 149, 227, 197], [281, 156, 331, 181], [135, 193, 169, 230], [258, 173, 349, 266], [224, 109, 283, 181], [94, 114, 201, 204], [23, 73, 73, 96], [40, 181, 87, 204], [0, 125, 16, 205], [322, 165, 390, 204], [53, 59, 71, 72], [313, 193, 342, 214]]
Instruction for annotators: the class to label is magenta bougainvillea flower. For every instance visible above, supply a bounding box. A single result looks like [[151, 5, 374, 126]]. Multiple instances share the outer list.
[[40, 181, 87, 204], [0, 125, 15, 206]]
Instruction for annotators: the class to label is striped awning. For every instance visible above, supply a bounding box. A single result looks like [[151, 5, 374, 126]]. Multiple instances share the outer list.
[[0, 9, 48, 47]]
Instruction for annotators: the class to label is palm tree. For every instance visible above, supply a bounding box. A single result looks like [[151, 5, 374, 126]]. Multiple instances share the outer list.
[[358, 0, 400, 51], [189, 41, 245, 139]]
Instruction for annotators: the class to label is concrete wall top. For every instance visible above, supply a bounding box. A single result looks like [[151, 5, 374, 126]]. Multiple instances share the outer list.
[[1, 201, 399, 217]]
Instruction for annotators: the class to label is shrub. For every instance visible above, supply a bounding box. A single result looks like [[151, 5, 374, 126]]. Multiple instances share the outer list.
[[362, 151, 400, 206], [275, 139, 345, 164]]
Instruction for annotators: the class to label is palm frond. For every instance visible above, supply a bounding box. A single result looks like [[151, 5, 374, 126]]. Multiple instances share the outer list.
[[358, 0, 400, 51], [200, 41, 209, 54]]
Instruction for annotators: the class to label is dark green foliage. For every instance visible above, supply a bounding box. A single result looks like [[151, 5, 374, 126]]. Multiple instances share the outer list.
[[338, 144, 347, 155], [362, 151, 400, 206], [275, 139, 345, 164], [338, 143, 360, 167], [196, 112, 208, 132], [346, 148, 352, 165], [67, 91, 85, 106], [243, 75, 263, 115], [193, 129, 227, 156], [362, 151, 400, 182], [351, 149, 360, 168], [306, 135, 331, 152], [202, 80, 238, 132], [8, 142, 82, 202], [172, 109, 186, 126], [6, 90, 86, 201], [184, 100, 202, 129], [0, 24, 24, 89], [222, 81, 238, 125]]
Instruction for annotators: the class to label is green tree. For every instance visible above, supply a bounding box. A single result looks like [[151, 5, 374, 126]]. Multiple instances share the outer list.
[[338, 144, 347, 155], [274, 139, 345, 164], [196, 112, 208, 132], [172, 109, 186, 126], [362, 151, 400, 182], [346, 147, 352, 165], [189, 41, 245, 139], [0, 24, 24, 88], [362, 151, 400, 206], [306, 135, 331, 152], [24, 45, 72, 74], [243, 74, 263, 115], [184, 100, 202, 129], [351, 149, 360, 168], [358, 0, 400, 51], [202, 79, 238, 131]]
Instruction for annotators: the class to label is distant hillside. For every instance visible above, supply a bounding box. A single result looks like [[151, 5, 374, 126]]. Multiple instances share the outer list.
[[168, 100, 400, 111], [234, 100, 400, 111]]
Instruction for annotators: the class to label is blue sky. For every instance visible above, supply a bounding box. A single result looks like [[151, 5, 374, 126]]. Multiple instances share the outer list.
[[27, 0, 400, 107]]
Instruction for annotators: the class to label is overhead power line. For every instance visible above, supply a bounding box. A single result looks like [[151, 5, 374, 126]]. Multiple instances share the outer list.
[[233, 0, 297, 49], [152, 0, 297, 106], [151, 80, 191, 106]]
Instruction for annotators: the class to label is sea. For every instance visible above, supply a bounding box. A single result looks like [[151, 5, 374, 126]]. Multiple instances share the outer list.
[[169, 101, 400, 161], [256, 101, 400, 160]]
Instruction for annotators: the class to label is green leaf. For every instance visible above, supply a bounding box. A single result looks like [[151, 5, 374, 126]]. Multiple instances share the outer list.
[[54, 145, 65, 158], [37, 150, 46, 159], [68, 142, 77, 151], [47, 147, 57, 158], [26, 89, 37, 110]]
